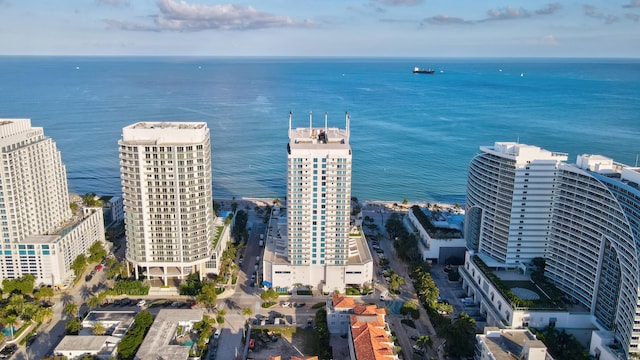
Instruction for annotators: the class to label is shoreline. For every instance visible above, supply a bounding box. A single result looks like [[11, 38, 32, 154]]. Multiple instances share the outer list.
[[213, 197, 464, 212]]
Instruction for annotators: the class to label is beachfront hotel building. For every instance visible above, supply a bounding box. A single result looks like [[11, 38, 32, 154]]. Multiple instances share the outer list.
[[464, 142, 567, 266], [262, 113, 373, 293], [0, 119, 105, 287], [461, 142, 640, 359], [119, 122, 214, 285]]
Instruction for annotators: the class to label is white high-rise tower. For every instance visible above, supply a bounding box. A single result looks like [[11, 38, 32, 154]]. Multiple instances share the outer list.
[[119, 122, 214, 286], [262, 112, 372, 293], [465, 142, 567, 265], [0, 119, 104, 287]]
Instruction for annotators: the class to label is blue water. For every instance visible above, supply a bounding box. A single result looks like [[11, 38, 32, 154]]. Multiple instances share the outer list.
[[2, 326, 15, 336], [0, 57, 638, 203]]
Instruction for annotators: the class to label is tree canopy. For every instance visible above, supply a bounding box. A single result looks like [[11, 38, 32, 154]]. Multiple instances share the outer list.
[[2, 274, 36, 294]]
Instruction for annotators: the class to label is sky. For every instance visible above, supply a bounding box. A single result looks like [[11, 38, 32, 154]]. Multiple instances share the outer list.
[[0, 0, 639, 57]]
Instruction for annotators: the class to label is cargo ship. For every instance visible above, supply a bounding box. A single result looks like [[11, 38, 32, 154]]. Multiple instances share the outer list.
[[413, 67, 435, 74]]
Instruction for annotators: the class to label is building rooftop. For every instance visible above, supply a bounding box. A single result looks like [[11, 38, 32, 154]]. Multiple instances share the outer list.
[[332, 293, 356, 309], [481, 142, 567, 165], [135, 309, 204, 360], [350, 315, 395, 360], [287, 112, 350, 151], [478, 327, 547, 360], [131, 122, 206, 130], [121, 121, 209, 145], [83, 310, 136, 323], [55, 335, 116, 352]]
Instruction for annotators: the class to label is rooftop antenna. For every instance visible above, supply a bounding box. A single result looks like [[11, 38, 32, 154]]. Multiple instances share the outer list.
[[288, 111, 292, 139], [345, 111, 350, 143], [324, 112, 328, 133], [309, 111, 313, 137]]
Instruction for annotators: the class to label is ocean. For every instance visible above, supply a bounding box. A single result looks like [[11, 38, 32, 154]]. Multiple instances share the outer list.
[[0, 57, 638, 204]]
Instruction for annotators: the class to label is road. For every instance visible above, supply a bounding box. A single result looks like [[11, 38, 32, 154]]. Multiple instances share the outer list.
[[362, 203, 443, 360]]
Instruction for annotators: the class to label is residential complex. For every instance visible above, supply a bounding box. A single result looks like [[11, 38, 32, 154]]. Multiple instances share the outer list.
[[465, 142, 568, 266], [461, 142, 640, 360], [119, 122, 215, 285], [262, 113, 373, 293], [0, 119, 105, 287]]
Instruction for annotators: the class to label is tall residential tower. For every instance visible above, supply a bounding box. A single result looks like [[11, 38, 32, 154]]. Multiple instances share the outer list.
[[263, 113, 373, 293], [462, 142, 640, 359], [0, 119, 104, 287], [464, 142, 567, 266], [119, 122, 214, 286]]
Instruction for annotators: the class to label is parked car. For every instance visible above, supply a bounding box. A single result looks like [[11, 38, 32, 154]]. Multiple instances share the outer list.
[[137, 300, 146, 307], [213, 328, 221, 339]]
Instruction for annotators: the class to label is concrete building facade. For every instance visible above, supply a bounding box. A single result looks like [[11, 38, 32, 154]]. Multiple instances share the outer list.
[[465, 142, 567, 266], [0, 119, 105, 287], [119, 122, 214, 285], [263, 113, 373, 293], [463, 142, 640, 359]]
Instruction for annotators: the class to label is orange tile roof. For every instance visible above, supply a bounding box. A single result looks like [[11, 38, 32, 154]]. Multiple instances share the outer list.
[[291, 357, 319, 360], [332, 293, 356, 309], [350, 317, 395, 360], [354, 304, 386, 316], [269, 357, 281, 360]]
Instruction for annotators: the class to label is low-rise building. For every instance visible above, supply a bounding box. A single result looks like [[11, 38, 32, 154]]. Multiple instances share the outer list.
[[135, 308, 205, 360], [406, 205, 466, 263], [475, 327, 549, 360], [348, 313, 397, 360], [54, 311, 136, 360]]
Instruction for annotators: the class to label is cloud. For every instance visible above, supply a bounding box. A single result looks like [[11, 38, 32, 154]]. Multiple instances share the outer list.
[[484, 6, 531, 21], [371, 0, 423, 5], [96, 0, 130, 6], [104, 19, 158, 31], [626, 13, 640, 21], [422, 14, 473, 26], [105, 0, 311, 31], [527, 34, 559, 46], [623, 0, 640, 8], [535, 3, 562, 15], [583, 5, 619, 24]]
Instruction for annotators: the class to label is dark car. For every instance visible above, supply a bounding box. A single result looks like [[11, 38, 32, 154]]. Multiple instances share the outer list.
[[85, 274, 93, 282], [26, 334, 38, 346], [410, 334, 419, 341], [295, 302, 306, 308]]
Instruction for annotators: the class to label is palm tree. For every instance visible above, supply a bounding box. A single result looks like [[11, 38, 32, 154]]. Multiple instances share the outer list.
[[34, 307, 54, 324], [87, 295, 101, 310], [389, 273, 405, 292], [64, 301, 79, 319], [22, 303, 38, 322], [92, 322, 106, 335], [241, 307, 253, 321], [8, 294, 26, 318], [273, 198, 281, 206], [416, 335, 433, 350], [216, 309, 227, 324]]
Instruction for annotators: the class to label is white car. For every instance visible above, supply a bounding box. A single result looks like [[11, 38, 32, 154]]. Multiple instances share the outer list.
[[137, 300, 146, 307], [280, 301, 290, 308], [213, 328, 221, 339]]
